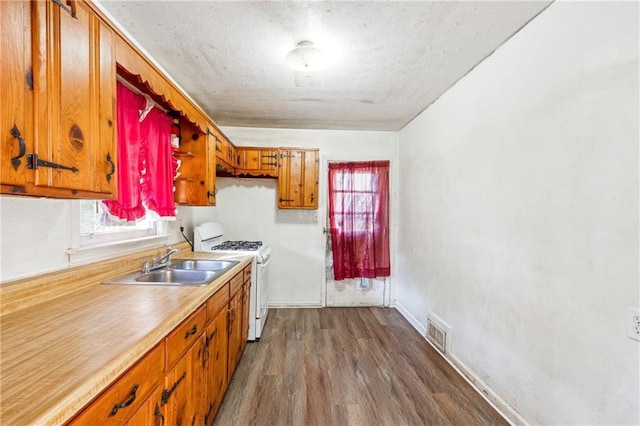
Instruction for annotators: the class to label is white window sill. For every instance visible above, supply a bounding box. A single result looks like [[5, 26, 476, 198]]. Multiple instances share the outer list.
[[67, 234, 170, 267]]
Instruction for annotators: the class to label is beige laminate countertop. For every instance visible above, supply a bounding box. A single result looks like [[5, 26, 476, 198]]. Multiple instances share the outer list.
[[0, 252, 252, 425]]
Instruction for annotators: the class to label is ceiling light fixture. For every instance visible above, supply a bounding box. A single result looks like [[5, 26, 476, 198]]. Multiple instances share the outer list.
[[285, 40, 326, 72]]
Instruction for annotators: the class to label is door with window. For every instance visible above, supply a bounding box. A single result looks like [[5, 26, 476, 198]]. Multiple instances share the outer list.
[[324, 160, 390, 307]]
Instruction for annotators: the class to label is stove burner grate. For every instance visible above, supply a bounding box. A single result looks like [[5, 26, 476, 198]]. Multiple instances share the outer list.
[[211, 240, 263, 251]]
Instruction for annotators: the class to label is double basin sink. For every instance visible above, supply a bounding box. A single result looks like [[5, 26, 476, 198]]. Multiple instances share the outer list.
[[103, 259, 240, 287]]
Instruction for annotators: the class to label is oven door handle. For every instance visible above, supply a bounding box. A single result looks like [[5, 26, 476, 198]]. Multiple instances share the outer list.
[[258, 255, 272, 268]]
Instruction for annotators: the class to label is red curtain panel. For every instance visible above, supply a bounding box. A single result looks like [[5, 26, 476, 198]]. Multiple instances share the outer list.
[[102, 82, 147, 221], [139, 108, 176, 218], [328, 160, 391, 280]]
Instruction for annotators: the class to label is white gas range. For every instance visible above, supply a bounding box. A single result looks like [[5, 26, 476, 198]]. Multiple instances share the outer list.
[[193, 222, 271, 340]]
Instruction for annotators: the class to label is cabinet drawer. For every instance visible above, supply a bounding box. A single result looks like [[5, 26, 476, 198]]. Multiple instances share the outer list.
[[67, 343, 163, 425], [207, 282, 229, 322], [165, 305, 206, 370], [243, 264, 252, 283], [229, 271, 244, 296]]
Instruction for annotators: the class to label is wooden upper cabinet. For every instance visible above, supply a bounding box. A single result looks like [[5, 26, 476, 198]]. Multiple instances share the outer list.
[[236, 147, 279, 178], [229, 143, 237, 169], [33, 0, 116, 196], [174, 120, 216, 206], [213, 129, 235, 175], [1, 0, 116, 198], [278, 148, 319, 209], [1, 1, 32, 193], [205, 128, 217, 206]]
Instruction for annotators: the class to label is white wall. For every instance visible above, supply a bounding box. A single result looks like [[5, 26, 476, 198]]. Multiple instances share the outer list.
[[0, 195, 205, 282], [396, 2, 639, 425], [0, 196, 73, 280], [216, 127, 398, 306]]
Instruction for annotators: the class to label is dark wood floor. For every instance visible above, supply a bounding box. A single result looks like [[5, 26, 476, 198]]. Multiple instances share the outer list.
[[215, 308, 507, 426]]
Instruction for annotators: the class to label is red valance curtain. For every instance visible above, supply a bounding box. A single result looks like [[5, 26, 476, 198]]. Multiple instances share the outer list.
[[328, 161, 390, 281]]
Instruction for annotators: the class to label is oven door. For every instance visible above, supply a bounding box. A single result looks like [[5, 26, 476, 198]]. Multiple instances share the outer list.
[[256, 254, 271, 337]]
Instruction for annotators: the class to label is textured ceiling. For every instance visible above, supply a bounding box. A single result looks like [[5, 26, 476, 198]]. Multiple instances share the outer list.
[[98, 1, 551, 131]]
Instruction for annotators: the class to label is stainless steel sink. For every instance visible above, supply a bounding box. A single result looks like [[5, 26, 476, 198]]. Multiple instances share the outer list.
[[170, 259, 239, 271], [135, 269, 217, 285], [102, 259, 239, 286], [103, 269, 217, 286]]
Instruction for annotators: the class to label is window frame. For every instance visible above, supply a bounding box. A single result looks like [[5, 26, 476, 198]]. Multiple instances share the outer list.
[[67, 200, 170, 266], [329, 169, 379, 237]]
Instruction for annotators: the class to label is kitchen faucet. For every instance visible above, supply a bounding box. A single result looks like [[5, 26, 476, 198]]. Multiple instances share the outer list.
[[141, 247, 179, 273]]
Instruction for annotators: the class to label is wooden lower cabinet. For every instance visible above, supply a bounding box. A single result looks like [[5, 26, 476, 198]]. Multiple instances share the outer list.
[[156, 334, 205, 425], [227, 287, 243, 378], [67, 344, 164, 425], [126, 387, 164, 426], [202, 304, 229, 425], [241, 280, 251, 352], [68, 265, 253, 425]]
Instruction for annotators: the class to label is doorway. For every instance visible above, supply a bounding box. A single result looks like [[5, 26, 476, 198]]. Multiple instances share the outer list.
[[323, 158, 390, 307]]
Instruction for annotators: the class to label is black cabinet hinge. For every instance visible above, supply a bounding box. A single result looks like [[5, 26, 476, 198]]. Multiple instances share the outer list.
[[27, 153, 79, 173]]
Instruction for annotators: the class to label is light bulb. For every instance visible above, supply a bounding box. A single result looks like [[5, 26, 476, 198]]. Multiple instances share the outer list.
[[285, 41, 326, 72]]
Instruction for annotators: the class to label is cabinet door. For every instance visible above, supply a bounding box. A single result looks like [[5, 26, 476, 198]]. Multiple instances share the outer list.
[[241, 280, 251, 350], [96, 17, 117, 194], [191, 333, 207, 426], [236, 147, 279, 178], [228, 143, 237, 169], [203, 307, 228, 425], [1, 1, 32, 191], [301, 149, 319, 208], [215, 133, 227, 164], [175, 121, 210, 206], [32, 0, 116, 196], [227, 290, 243, 377], [161, 335, 203, 426], [126, 387, 164, 426], [205, 130, 217, 205], [278, 148, 319, 209]]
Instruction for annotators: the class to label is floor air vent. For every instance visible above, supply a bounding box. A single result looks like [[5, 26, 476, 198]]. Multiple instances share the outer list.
[[426, 318, 447, 353]]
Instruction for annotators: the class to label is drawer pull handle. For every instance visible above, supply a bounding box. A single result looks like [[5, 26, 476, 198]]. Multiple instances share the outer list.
[[108, 384, 138, 417], [184, 324, 198, 339]]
